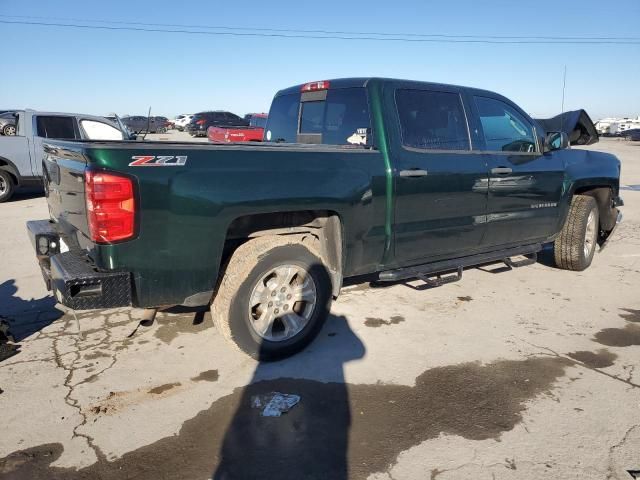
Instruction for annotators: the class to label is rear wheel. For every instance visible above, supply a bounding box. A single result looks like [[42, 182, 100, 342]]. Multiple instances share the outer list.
[[554, 195, 599, 271], [0, 170, 15, 203], [211, 236, 332, 360]]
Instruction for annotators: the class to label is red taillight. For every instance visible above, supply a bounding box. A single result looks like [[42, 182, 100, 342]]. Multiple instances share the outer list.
[[196, 119, 206, 125], [85, 170, 135, 243], [301, 80, 330, 92]]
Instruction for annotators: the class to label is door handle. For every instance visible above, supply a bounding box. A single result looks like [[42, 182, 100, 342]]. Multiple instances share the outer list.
[[491, 167, 513, 175], [399, 169, 428, 178]]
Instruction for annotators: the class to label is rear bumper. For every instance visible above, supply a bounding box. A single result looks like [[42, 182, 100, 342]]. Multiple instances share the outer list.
[[26, 220, 132, 310], [186, 126, 206, 136]]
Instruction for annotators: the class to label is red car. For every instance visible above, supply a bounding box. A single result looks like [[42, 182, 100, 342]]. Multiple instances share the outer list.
[[207, 113, 267, 143]]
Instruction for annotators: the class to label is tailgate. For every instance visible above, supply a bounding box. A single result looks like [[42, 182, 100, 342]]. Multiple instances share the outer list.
[[42, 142, 90, 244]]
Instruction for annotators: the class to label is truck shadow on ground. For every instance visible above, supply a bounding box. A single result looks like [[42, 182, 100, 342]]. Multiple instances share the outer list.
[[0, 279, 63, 353]]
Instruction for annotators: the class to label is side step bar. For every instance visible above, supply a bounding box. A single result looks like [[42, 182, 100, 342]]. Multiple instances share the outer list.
[[378, 244, 542, 283]]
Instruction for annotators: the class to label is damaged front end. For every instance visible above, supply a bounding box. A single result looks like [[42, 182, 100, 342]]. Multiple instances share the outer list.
[[536, 109, 599, 146]]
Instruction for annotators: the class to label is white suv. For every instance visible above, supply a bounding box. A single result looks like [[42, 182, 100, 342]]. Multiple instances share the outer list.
[[174, 114, 194, 131]]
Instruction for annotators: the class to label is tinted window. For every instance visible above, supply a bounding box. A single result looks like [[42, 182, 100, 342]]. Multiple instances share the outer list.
[[266, 88, 371, 145], [396, 89, 469, 151], [474, 96, 536, 152], [300, 101, 324, 134], [36, 116, 77, 139], [265, 93, 300, 142]]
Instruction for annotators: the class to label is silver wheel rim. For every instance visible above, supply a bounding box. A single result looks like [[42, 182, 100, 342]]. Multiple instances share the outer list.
[[584, 210, 597, 258], [248, 264, 317, 342], [0, 176, 6, 195], [4, 125, 15, 135]]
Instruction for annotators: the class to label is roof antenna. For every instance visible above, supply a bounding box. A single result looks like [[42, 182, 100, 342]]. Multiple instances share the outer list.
[[560, 65, 567, 134], [142, 106, 151, 141]]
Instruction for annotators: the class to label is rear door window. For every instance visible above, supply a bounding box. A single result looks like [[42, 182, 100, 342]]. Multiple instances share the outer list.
[[395, 89, 470, 151], [474, 96, 537, 153], [266, 87, 371, 145], [36, 116, 78, 139]]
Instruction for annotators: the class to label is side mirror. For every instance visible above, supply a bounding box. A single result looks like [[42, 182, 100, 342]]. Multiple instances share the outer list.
[[544, 131, 570, 152]]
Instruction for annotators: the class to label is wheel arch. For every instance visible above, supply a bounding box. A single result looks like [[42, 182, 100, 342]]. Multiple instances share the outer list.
[[0, 157, 21, 186], [572, 184, 618, 232], [223, 209, 345, 298]]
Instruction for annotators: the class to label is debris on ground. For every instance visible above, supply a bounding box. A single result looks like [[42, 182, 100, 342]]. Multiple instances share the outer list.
[[0, 319, 20, 362], [251, 392, 300, 417]]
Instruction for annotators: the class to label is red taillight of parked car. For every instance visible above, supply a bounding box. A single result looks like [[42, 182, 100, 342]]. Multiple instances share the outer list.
[[85, 170, 136, 243], [196, 119, 206, 125]]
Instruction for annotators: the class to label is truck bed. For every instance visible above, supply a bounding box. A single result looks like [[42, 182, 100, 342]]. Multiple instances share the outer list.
[[40, 138, 386, 308]]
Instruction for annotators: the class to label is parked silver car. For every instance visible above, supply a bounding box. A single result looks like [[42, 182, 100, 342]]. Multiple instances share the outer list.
[[0, 110, 131, 202]]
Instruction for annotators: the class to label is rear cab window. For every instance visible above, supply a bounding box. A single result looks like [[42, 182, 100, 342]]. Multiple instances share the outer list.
[[36, 116, 78, 139], [265, 86, 372, 146]]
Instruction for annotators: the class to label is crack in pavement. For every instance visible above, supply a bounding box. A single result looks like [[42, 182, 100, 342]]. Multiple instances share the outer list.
[[45, 310, 143, 463], [607, 424, 640, 480], [517, 338, 640, 389], [52, 315, 105, 462]]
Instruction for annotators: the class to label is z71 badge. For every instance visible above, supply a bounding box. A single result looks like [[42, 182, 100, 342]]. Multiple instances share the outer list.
[[129, 155, 187, 167]]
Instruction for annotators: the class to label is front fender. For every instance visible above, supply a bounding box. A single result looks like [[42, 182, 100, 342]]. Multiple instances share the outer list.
[[555, 148, 621, 234]]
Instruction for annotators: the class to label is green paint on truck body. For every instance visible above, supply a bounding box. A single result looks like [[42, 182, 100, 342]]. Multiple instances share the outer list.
[[40, 78, 622, 308]]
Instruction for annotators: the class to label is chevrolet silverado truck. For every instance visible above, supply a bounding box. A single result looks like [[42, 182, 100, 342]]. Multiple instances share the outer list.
[[27, 78, 623, 359]]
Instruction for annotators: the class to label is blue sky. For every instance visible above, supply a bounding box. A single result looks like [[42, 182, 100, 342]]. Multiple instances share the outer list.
[[2, 0, 639, 120]]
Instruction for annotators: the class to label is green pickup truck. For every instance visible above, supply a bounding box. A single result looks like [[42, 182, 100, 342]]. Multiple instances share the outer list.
[[27, 78, 623, 359]]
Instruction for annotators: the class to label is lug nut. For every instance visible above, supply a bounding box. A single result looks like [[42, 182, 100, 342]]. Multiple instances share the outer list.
[[274, 309, 280, 314], [268, 302, 273, 307], [286, 294, 292, 300], [271, 291, 277, 297], [283, 304, 289, 310], [281, 287, 286, 293]]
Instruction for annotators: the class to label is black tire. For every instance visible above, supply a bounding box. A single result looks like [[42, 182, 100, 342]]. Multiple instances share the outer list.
[[3, 124, 16, 136], [554, 195, 599, 271], [0, 170, 15, 203], [211, 236, 332, 360]]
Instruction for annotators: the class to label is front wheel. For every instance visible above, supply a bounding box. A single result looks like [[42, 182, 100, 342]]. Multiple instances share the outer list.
[[554, 195, 599, 271], [211, 236, 332, 360]]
